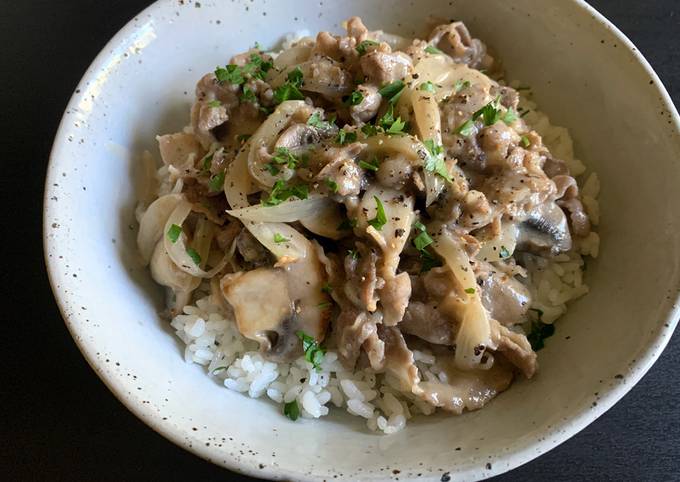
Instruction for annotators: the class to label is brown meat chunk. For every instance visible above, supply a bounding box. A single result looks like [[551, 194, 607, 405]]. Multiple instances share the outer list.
[[360, 50, 412, 85]]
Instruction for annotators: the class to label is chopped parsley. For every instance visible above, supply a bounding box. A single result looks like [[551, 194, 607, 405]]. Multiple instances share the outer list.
[[325, 178, 338, 192], [207, 99, 222, 108], [318, 301, 332, 309], [271, 147, 299, 169], [321, 283, 333, 294], [167, 224, 182, 243], [454, 79, 471, 93], [214, 54, 272, 86], [527, 309, 555, 351], [201, 153, 214, 171], [273, 67, 305, 104], [520, 135, 531, 148], [208, 171, 225, 192], [378, 80, 405, 104], [356, 39, 379, 56], [186, 247, 201, 265], [367, 196, 387, 231], [214, 64, 244, 85], [455, 119, 475, 137], [377, 105, 406, 135], [338, 218, 357, 231], [359, 158, 379, 172], [347, 248, 360, 260], [264, 163, 280, 175], [419, 81, 436, 93], [424, 45, 444, 55], [503, 107, 518, 124], [240, 86, 257, 104], [472, 96, 503, 126], [283, 400, 300, 421], [361, 124, 380, 137], [307, 112, 334, 130], [499, 245, 511, 259], [273, 233, 289, 243], [296, 330, 325, 371], [420, 249, 442, 272], [264, 180, 309, 206], [423, 139, 452, 182], [336, 129, 358, 145], [412, 221, 433, 251], [464, 287, 476, 294], [344, 90, 364, 106]]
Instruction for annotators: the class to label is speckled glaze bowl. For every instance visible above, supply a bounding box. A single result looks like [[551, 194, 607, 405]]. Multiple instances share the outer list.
[[44, 0, 680, 480]]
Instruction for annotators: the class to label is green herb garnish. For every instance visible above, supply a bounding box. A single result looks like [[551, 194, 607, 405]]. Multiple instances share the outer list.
[[424, 45, 444, 55], [527, 310, 555, 351], [212, 366, 227, 374], [356, 39, 379, 55], [325, 178, 338, 192], [378, 80, 405, 104], [296, 330, 325, 371], [273, 233, 289, 243], [317, 302, 332, 309], [420, 249, 442, 272], [359, 158, 379, 172], [283, 400, 300, 421], [412, 221, 433, 251], [472, 95, 503, 126], [336, 129, 357, 145], [321, 283, 333, 294], [207, 99, 222, 108], [271, 147, 299, 169], [464, 287, 476, 294], [419, 81, 436, 93], [423, 139, 452, 182], [361, 124, 380, 137], [338, 218, 357, 231], [344, 90, 364, 106], [273, 67, 305, 104], [455, 120, 475, 137], [367, 196, 387, 230], [503, 107, 518, 125], [167, 224, 182, 243], [264, 180, 309, 206], [214, 64, 244, 85], [208, 171, 225, 192], [347, 248, 360, 260], [186, 247, 201, 265], [520, 135, 531, 148], [454, 79, 471, 93], [240, 86, 257, 104], [307, 112, 334, 130]]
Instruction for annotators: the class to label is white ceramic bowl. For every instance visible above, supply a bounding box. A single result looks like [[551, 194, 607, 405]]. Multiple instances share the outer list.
[[44, 0, 680, 480]]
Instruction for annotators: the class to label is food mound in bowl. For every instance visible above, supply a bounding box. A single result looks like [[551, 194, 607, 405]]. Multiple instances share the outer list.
[[136, 17, 600, 433]]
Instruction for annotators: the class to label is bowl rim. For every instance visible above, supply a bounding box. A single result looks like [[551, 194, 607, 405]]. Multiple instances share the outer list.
[[43, 0, 680, 480]]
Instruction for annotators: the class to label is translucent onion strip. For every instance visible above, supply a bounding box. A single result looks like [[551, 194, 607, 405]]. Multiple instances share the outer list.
[[163, 199, 231, 278], [227, 196, 332, 223], [433, 229, 492, 370], [137, 193, 184, 265]]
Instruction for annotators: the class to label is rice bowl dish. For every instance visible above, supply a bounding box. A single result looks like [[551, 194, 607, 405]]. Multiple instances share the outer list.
[[134, 17, 601, 434]]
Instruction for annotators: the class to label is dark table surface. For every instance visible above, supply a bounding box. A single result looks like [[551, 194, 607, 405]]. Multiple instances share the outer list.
[[3, 1, 679, 480]]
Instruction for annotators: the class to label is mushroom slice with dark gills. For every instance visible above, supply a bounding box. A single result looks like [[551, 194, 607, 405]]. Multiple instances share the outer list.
[[516, 201, 572, 255], [221, 244, 330, 362]]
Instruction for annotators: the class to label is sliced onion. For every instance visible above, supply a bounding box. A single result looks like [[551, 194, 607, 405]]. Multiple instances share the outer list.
[[227, 196, 331, 223], [362, 134, 427, 162], [433, 228, 492, 370], [225, 143, 252, 210], [476, 221, 519, 263], [137, 193, 184, 265], [163, 199, 231, 278], [412, 89, 445, 206], [244, 221, 310, 262], [150, 239, 200, 293], [247, 100, 307, 188], [272, 44, 313, 72], [300, 201, 345, 240]]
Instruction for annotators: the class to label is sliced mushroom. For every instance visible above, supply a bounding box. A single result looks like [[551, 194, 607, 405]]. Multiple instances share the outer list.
[[220, 268, 298, 360], [516, 202, 572, 255], [274, 123, 322, 151]]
